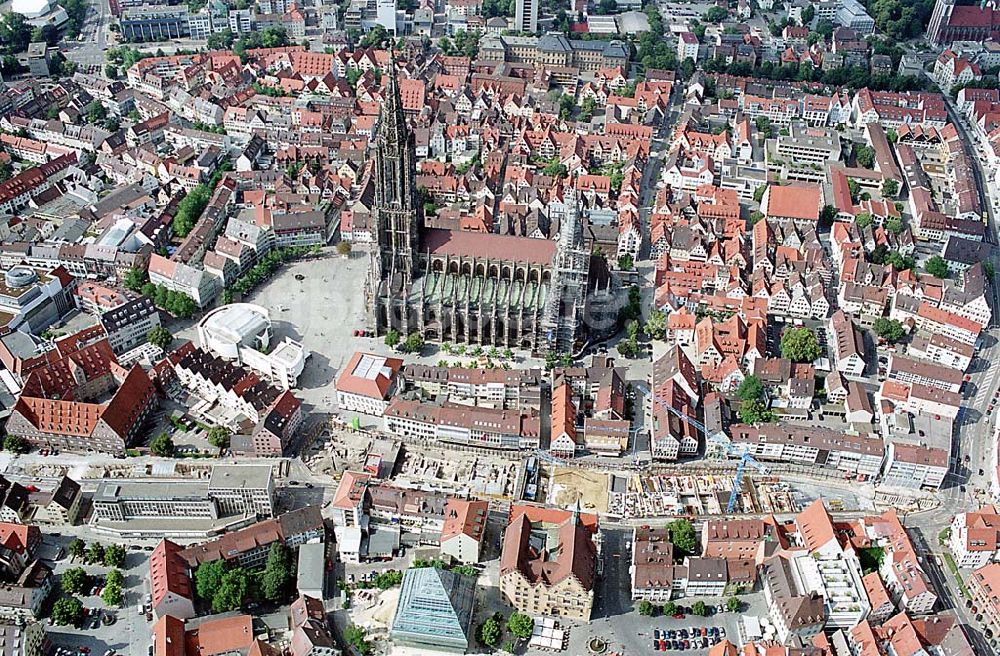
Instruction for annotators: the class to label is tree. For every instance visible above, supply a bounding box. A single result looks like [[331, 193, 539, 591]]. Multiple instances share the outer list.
[[336, 241, 352, 256], [736, 375, 765, 403], [873, 318, 905, 344], [86, 542, 105, 565], [703, 5, 727, 22], [85, 101, 107, 124], [692, 601, 708, 616], [101, 580, 123, 606], [726, 596, 741, 612], [384, 329, 400, 348], [925, 255, 950, 279], [68, 538, 85, 560], [848, 177, 861, 203], [104, 544, 126, 568], [3, 435, 26, 454], [172, 185, 212, 237], [669, 519, 698, 556], [580, 96, 597, 121], [663, 601, 678, 616], [52, 596, 83, 626], [208, 426, 230, 449], [754, 116, 772, 137], [195, 560, 227, 601], [753, 185, 767, 204], [801, 4, 815, 23], [820, 204, 838, 225], [150, 432, 175, 457], [638, 600, 654, 616], [558, 94, 575, 120], [617, 254, 633, 271], [739, 397, 774, 424], [343, 625, 372, 656], [373, 570, 403, 589], [644, 310, 667, 340], [402, 332, 424, 354], [32, 23, 59, 46], [855, 144, 875, 169], [146, 325, 172, 350], [781, 328, 821, 363], [507, 612, 534, 640], [855, 212, 873, 229], [123, 267, 146, 292], [543, 160, 568, 178], [0, 13, 31, 54], [882, 178, 899, 197], [598, 0, 617, 12], [261, 543, 294, 602], [986, 261, 996, 278], [885, 216, 904, 235], [478, 614, 503, 647], [213, 568, 249, 612], [60, 567, 90, 594], [106, 569, 124, 589]]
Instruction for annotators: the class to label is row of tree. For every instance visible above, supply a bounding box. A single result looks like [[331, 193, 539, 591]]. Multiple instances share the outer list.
[[221, 245, 323, 304], [194, 543, 295, 613]]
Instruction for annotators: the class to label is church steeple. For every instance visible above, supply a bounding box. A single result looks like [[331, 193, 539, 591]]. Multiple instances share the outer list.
[[368, 49, 420, 333]]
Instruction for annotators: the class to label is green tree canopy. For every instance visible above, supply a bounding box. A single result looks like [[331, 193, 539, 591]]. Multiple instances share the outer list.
[[507, 612, 534, 639], [123, 267, 146, 292], [343, 625, 372, 656], [855, 144, 875, 168], [146, 325, 172, 350], [726, 596, 741, 612], [780, 327, 821, 363], [261, 543, 294, 602], [3, 435, 26, 454], [692, 600, 708, 616], [736, 375, 765, 403], [669, 518, 698, 556], [68, 538, 85, 559], [213, 568, 249, 613], [150, 433, 175, 457], [104, 544, 126, 568], [60, 567, 90, 595], [873, 318, 905, 344], [644, 309, 666, 340], [52, 596, 83, 626], [208, 426, 231, 449], [195, 560, 227, 602], [925, 255, 950, 279], [85, 542, 105, 565], [478, 614, 503, 647]]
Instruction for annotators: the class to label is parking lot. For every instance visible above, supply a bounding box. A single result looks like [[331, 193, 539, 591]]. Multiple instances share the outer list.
[[44, 535, 154, 656]]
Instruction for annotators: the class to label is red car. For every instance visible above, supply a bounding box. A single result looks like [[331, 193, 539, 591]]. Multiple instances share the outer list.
[[659, 639, 666, 651], [79, 648, 91, 654], [672, 612, 685, 619]]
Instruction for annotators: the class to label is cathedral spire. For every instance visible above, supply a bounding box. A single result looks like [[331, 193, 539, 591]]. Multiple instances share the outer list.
[[377, 49, 408, 157]]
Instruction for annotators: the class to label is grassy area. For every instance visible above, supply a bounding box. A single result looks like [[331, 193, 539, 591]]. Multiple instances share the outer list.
[[942, 552, 972, 600]]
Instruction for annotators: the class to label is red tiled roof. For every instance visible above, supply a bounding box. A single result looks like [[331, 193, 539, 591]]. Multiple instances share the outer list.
[[335, 351, 402, 400], [423, 228, 557, 265], [441, 498, 489, 542], [765, 183, 821, 222], [149, 539, 193, 609]]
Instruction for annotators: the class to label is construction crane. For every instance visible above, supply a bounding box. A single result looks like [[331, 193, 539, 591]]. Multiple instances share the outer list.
[[649, 391, 768, 514]]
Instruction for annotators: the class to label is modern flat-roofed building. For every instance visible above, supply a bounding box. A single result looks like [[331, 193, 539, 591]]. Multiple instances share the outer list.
[[120, 5, 191, 41], [208, 464, 275, 517]]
